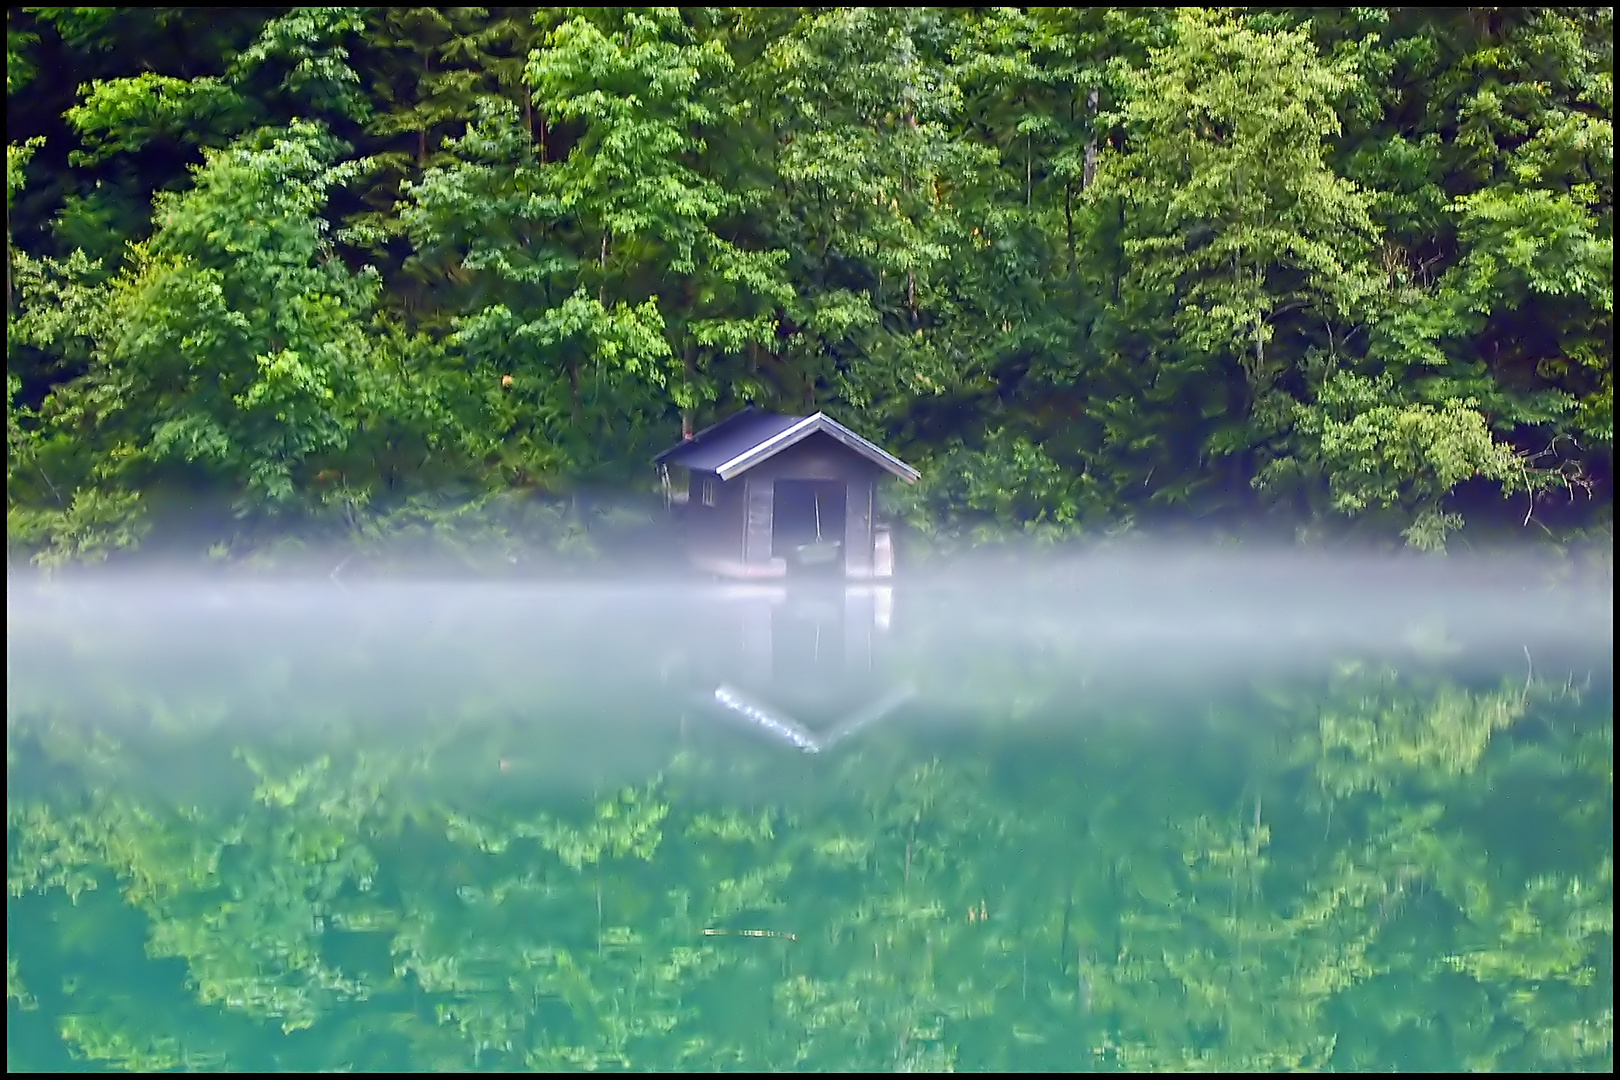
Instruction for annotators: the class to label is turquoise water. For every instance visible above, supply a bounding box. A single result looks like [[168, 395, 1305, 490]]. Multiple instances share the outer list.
[[7, 562, 1613, 1072]]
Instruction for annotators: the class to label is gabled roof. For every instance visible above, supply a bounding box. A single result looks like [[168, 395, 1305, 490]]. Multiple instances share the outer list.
[[653, 408, 920, 483]]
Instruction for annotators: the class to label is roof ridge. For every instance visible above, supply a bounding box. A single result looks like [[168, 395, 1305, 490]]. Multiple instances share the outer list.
[[652, 408, 918, 483]]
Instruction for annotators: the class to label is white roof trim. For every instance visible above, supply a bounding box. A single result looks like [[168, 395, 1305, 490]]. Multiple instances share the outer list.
[[714, 414, 820, 480], [816, 417, 923, 483], [714, 413, 921, 483]]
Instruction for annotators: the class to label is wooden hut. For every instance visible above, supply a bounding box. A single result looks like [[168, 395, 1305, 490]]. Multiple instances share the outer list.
[[654, 409, 920, 580]]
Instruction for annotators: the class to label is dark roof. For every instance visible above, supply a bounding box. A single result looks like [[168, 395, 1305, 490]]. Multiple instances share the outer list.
[[653, 409, 803, 472], [653, 409, 920, 483]]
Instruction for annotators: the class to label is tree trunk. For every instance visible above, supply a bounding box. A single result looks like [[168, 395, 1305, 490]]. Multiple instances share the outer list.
[[1253, 267, 1267, 387], [682, 343, 697, 439], [1082, 88, 1100, 191], [1027, 134, 1033, 207], [420, 53, 432, 169], [1064, 184, 1076, 282], [1114, 202, 1126, 304]]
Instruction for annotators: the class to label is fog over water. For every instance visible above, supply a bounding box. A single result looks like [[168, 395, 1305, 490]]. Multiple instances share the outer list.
[[9, 550, 1610, 784]]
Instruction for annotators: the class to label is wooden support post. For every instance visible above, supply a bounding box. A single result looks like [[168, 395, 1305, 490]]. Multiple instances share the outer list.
[[844, 479, 875, 578], [744, 476, 775, 569]]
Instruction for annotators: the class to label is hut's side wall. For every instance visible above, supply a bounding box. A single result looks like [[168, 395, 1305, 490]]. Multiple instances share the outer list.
[[684, 471, 745, 567]]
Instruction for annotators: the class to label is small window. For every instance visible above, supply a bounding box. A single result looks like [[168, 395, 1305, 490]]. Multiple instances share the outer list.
[[700, 477, 717, 507]]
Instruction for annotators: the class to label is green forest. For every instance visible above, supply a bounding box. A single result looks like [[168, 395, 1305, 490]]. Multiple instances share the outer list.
[[5, 7, 1614, 566]]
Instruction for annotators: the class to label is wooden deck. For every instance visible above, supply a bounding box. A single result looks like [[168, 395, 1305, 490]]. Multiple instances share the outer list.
[[689, 550, 895, 581]]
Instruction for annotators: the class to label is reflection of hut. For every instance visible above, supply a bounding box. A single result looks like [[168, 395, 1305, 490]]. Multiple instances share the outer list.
[[654, 410, 919, 580], [682, 585, 912, 754]]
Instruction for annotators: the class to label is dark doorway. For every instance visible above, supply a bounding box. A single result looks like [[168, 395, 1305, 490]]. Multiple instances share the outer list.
[[773, 480, 846, 575]]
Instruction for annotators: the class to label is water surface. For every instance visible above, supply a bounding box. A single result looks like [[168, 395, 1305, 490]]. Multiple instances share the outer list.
[[7, 556, 1613, 1071]]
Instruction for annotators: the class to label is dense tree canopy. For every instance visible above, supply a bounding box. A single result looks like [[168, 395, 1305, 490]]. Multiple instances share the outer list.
[[5, 7, 1613, 565]]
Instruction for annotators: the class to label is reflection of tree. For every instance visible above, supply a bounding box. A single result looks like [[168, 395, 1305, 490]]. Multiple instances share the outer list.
[[7, 954, 34, 1011], [6, 665, 1612, 1072], [1271, 668, 1613, 1072]]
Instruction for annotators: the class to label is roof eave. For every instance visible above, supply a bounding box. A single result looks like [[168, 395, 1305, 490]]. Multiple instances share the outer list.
[[815, 419, 922, 483], [715, 413, 920, 483], [713, 415, 821, 480]]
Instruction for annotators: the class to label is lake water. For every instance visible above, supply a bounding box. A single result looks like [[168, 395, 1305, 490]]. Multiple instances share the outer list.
[[6, 555, 1613, 1072]]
